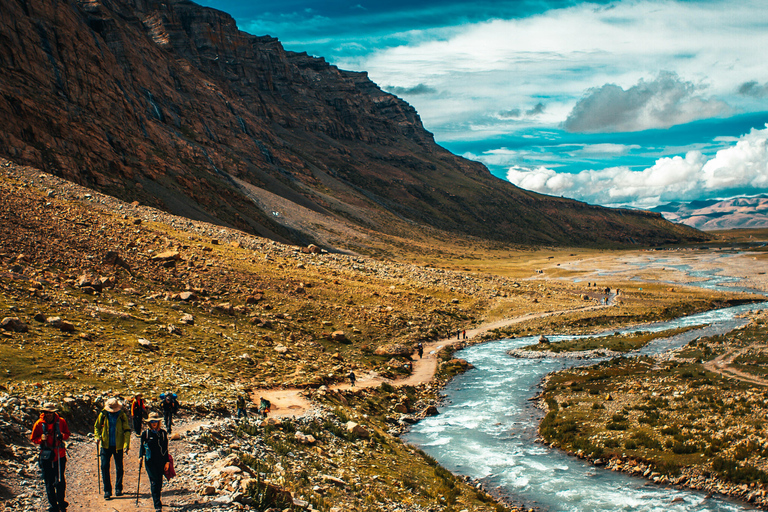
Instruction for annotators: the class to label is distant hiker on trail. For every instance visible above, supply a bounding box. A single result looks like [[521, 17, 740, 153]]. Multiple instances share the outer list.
[[95, 398, 131, 500], [258, 397, 271, 417], [131, 393, 147, 436], [236, 395, 248, 419], [30, 402, 71, 512], [462, 330, 467, 340], [417, 343, 424, 359], [348, 371, 356, 387], [159, 392, 179, 434], [457, 330, 460, 340], [139, 412, 171, 512]]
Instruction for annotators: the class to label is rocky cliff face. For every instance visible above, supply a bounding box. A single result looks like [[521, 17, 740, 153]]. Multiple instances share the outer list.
[[0, 0, 706, 250]]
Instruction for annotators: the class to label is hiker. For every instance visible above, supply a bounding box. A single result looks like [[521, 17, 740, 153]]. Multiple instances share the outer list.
[[258, 397, 271, 417], [348, 371, 356, 387], [95, 398, 131, 499], [30, 402, 71, 512], [160, 392, 179, 434], [236, 395, 248, 419], [140, 412, 170, 511], [131, 393, 147, 436], [462, 329, 467, 340], [457, 330, 460, 340], [417, 343, 424, 359]]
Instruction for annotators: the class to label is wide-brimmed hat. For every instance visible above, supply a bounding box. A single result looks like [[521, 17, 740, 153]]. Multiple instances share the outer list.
[[104, 398, 122, 413], [147, 412, 163, 422], [135, 392, 143, 398], [40, 402, 58, 413]]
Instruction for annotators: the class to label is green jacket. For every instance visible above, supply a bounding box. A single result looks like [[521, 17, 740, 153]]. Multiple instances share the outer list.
[[94, 410, 131, 451]]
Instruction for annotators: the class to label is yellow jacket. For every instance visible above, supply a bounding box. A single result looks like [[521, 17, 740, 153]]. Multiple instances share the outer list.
[[94, 410, 131, 450]]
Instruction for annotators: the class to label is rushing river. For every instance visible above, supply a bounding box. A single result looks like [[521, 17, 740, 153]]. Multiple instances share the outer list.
[[405, 267, 768, 511]]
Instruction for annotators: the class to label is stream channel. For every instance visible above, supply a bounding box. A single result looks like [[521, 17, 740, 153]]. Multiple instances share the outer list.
[[405, 263, 768, 511]]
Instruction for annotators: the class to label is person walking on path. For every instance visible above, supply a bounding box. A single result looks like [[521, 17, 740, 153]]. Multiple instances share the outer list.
[[348, 371, 356, 387], [131, 393, 147, 436], [139, 412, 171, 511], [94, 398, 131, 500], [30, 402, 71, 512], [235, 395, 248, 420], [258, 397, 271, 417], [160, 393, 179, 434], [417, 343, 424, 359]]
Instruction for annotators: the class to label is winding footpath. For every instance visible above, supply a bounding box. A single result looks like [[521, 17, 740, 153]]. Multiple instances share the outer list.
[[255, 301, 615, 417]]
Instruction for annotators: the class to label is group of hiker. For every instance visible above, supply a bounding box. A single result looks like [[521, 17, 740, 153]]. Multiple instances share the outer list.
[[30, 391, 180, 512], [235, 395, 271, 420], [28, 338, 443, 512]]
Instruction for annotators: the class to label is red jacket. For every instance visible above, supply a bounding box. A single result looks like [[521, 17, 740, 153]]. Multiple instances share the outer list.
[[131, 397, 146, 417], [30, 414, 71, 461]]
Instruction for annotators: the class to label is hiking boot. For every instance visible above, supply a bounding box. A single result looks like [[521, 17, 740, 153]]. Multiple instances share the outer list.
[[104, 492, 111, 500], [115, 490, 123, 497]]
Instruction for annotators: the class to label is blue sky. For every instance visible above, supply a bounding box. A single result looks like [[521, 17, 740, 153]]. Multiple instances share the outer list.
[[198, 0, 768, 208]]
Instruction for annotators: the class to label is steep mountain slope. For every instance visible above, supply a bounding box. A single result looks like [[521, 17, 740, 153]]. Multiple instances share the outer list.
[[0, 0, 706, 251], [652, 196, 768, 230]]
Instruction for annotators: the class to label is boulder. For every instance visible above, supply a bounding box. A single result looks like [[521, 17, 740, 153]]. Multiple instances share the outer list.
[[47, 317, 75, 332], [213, 302, 234, 315], [0, 317, 28, 333], [179, 314, 195, 325], [274, 345, 289, 354], [331, 331, 348, 343], [538, 335, 549, 344], [178, 291, 197, 301], [423, 405, 439, 417], [138, 338, 154, 349], [346, 421, 370, 438], [76, 273, 102, 291], [295, 432, 316, 445], [104, 251, 130, 269], [151, 250, 180, 262]]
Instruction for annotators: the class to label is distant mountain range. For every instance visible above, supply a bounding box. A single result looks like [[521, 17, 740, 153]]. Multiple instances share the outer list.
[[651, 196, 768, 231], [0, 0, 706, 251]]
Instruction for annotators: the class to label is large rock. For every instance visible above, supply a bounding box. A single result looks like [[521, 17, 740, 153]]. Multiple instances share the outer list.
[[0, 317, 28, 333], [331, 331, 349, 343], [76, 273, 103, 291], [345, 421, 370, 438], [151, 251, 181, 262], [46, 317, 75, 332]]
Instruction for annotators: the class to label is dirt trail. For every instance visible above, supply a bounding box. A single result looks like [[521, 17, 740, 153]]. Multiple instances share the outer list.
[[703, 344, 768, 386], [255, 302, 612, 417], [60, 417, 212, 511]]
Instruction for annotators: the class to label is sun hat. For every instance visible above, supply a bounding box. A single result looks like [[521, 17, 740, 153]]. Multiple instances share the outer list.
[[40, 402, 58, 413], [104, 398, 122, 413], [147, 412, 163, 422]]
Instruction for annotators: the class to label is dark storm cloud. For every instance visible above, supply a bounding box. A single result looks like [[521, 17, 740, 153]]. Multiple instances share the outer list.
[[497, 109, 522, 119], [563, 72, 729, 133], [525, 102, 545, 116], [385, 84, 437, 96], [738, 81, 768, 98]]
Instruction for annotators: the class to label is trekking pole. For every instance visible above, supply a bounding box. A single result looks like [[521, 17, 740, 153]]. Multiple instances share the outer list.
[[136, 458, 143, 505], [96, 440, 101, 494]]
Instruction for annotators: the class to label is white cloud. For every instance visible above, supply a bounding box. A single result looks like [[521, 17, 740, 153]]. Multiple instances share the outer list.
[[505, 126, 768, 206], [563, 72, 730, 133], [338, 0, 768, 139]]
